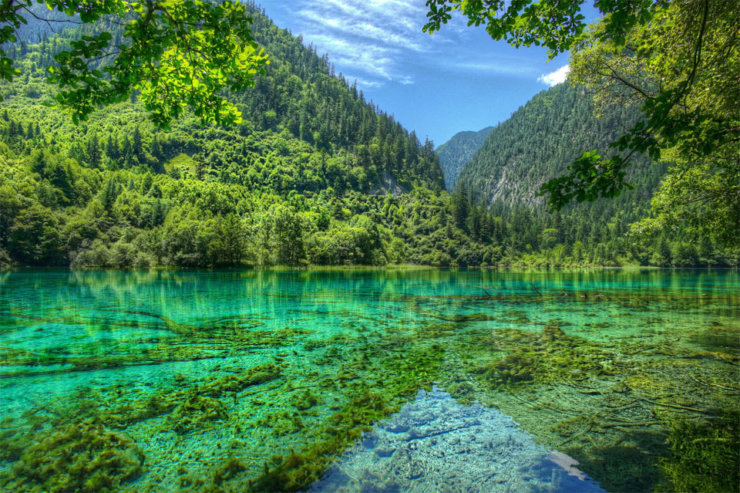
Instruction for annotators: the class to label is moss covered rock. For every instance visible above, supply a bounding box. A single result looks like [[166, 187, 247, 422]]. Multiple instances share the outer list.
[[3, 421, 144, 492], [166, 395, 228, 434]]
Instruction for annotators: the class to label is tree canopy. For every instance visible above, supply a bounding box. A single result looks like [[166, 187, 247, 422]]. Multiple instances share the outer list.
[[564, 0, 739, 246], [423, 0, 665, 58], [0, 4, 733, 271], [0, 0, 268, 126]]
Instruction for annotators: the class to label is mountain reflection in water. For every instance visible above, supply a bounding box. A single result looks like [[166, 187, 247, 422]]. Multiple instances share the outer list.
[[311, 386, 605, 493]]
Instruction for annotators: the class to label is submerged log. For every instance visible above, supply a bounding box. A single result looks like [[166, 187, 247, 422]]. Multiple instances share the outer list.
[[474, 286, 505, 297]]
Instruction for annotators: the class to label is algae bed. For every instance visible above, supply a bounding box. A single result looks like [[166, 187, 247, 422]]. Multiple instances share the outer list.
[[0, 269, 738, 492]]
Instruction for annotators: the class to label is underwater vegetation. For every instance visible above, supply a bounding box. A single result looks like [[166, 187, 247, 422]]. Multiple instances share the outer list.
[[0, 321, 303, 379], [0, 361, 285, 491], [659, 411, 740, 493], [476, 325, 621, 386], [438, 319, 740, 493], [0, 328, 446, 492], [166, 395, 228, 435], [252, 392, 394, 491], [1, 421, 144, 492], [249, 342, 446, 491], [0, 270, 738, 492], [200, 364, 283, 398]]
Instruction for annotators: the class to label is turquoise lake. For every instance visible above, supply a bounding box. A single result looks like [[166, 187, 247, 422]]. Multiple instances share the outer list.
[[0, 269, 738, 492]]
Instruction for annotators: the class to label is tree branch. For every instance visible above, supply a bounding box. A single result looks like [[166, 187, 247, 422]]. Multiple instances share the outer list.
[[19, 5, 83, 30]]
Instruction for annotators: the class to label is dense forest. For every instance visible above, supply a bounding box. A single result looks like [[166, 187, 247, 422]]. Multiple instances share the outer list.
[[0, 2, 736, 492], [0, 6, 510, 269], [0, 4, 736, 269]]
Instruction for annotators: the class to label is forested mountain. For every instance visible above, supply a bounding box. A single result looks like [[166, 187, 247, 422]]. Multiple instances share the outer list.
[[436, 126, 493, 189], [450, 83, 735, 267], [458, 83, 658, 208], [0, 5, 504, 269], [5, 4, 71, 45]]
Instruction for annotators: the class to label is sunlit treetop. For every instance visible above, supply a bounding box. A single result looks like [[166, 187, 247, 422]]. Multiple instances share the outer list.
[[0, 0, 269, 127], [423, 0, 668, 58], [562, 0, 740, 246]]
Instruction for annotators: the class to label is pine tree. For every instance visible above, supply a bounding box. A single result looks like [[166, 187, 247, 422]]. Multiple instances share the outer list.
[[86, 134, 101, 168], [105, 136, 120, 161], [133, 127, 143, 160]]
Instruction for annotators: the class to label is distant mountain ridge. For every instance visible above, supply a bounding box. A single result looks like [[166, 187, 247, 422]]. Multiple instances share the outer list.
[[435, 126, 494, 189], [458, 83, 661, 214], [437, 83, 692, 267]]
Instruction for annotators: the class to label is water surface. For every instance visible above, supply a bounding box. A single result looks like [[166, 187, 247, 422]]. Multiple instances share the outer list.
[[0, 269, 738, 491]]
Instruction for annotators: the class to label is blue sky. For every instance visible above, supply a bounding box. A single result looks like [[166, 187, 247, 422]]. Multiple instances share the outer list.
[[258, 0, 585, 146]]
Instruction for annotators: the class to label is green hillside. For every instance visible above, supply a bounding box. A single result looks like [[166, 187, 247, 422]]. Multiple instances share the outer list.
[[450, 83, 734, 267], [0, 6, 503, 269], [436, 126, 493, 189], [458, 83, 659, 208], [0, 7, 733, 270]]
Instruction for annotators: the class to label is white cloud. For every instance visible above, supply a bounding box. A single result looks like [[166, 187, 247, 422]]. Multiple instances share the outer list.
[[307, 33, 394, 79], [342, 75, 384, 88], [455, 60, 539, 76], [285, 0, 428, 87], [264, 0, 552, 92], [398, 75, 414, 85], [297, 9, 425, 52], [537, 64, 570, 86]]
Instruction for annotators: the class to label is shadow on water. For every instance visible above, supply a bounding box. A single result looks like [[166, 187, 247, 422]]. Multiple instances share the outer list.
[[568, 432, 668, 493]]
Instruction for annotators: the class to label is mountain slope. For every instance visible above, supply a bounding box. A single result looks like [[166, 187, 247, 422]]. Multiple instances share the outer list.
[[0, 5, 504, 269], [448, 83, 723, 267], [459, 84, 665, 248], [436, 126, 493, 189], [458, 83, 661, 210]]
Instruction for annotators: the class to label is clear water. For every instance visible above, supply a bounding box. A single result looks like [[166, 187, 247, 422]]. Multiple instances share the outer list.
[[0, 269, 738, 492]]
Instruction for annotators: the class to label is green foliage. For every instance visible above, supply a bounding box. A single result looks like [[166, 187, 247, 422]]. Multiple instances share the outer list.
[[548, 0, 739, 246], [1, 1, 732, 270], [540, 150, 631, 205], [8, 203, 64, 265], [632, 155, 740, 248], [2, 0, 268, 126], [423, 0, 661, 58], [449, 82, 737, 267], [427, 0, 738, 250], [659, 412, 740, 493], [0, 9, 492, 269]]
